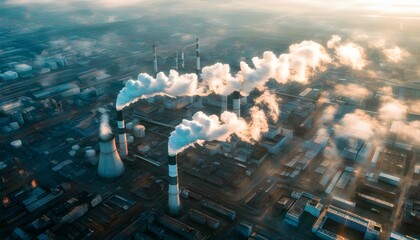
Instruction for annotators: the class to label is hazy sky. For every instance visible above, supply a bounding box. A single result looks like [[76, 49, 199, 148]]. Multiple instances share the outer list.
[[3, 0, 420, 17]]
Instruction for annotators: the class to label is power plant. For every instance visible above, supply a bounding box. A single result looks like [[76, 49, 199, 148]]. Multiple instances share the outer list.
[[167, 153, 181, 216], [116, 110, 128, 157], [97, 132, 125, 178]]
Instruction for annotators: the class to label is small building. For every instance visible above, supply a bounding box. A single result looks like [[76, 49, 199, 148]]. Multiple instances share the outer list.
[[378, 172, 400, 187], [285, 195, 310, 227], [236, 220, 253, 237], [305, 198, 324, 217]]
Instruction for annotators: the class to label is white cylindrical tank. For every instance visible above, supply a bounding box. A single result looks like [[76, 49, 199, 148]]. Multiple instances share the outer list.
[[133, 125, 146, 138], [72, 144, 80, 151], [85, 149, 96, 158], [126, 122, 134, 131], [68, 150, 76, 157], [11, 139, 22, 148]]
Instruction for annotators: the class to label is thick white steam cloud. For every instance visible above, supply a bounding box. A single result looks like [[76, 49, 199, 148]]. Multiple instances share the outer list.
[[117, 39, 331, 110], [116, 70, 198, 110], [327, 35, 367, 70], [334, 84, 370, 101], [99, 110, 112, 138], [168, 111, 247, 155]]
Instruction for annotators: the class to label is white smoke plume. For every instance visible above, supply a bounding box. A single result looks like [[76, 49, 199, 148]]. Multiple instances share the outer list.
[[383, 46, 410, 63], [397, 121, 420, 146], [327, 35, 341, 49], [334, 43, 366, 70], [239, 41, 331, 94], [407, 101, 420, 114], [236, 106, 269, 143], [253, 91, 280, 122], [168, 111, 247, 155], [334, 110, 386, 142], [327, 35, 367, 70], [334, 91, 419, 147], [199, 63, 241, 96], [116, 70, 198, 110], [321, 105, 337, 123], [334, 83, 370, 101], [378, 95, 408, 122], [99, 111, 112, 138]]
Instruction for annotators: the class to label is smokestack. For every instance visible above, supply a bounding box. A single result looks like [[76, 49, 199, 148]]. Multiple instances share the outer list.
[[175, 51, 178, 70], [181, 51, 185, 69], [153, 44, 158, 77], [98, 133, 125, 178], [116, 110, 128, 157], [233, 91, 241, 117], [196, 38, 200, 76], [221, 95, 227, 114], [168, 153, 180, 216]]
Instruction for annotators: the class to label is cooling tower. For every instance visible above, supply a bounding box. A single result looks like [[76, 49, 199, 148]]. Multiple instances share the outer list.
[[116, 110, 128, 157], [98, 133, 125, 178], [233, 91, 241, 117], [168, 153, 180, 216]]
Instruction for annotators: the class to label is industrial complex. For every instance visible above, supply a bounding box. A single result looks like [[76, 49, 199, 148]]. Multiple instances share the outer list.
[[0, 1, 420, 240]]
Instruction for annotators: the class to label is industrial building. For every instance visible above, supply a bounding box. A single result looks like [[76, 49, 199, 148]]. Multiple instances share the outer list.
[[312, 205, 382, 240]]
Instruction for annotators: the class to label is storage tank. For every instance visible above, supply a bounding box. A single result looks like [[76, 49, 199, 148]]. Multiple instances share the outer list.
[[133, 125, 146, 138]]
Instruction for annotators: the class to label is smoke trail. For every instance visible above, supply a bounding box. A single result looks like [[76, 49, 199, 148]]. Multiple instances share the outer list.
[[199, 63, 241, 96], [383, 46, 410, 63], [117, 40, 331, 110], [253, 91, 280, 122], [327, 35, 367, 70], [239, 41, 331, 94], [334, 84, 370, 101], [168, 111, 247, 155], [236, 106, 269, 142], [99, 111, 112, 138], [116, 70, 198, 110]]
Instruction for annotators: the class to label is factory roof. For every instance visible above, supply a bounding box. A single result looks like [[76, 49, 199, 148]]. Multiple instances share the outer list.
[[287, 196, 310, 218]]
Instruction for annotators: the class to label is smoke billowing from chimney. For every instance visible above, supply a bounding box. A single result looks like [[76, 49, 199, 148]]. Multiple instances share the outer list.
[[116, 109, 128, 157], [168, 111, 247, 155], [334, 84, 370, 101], [116, 71, 198, 110], [253, 91, 280, 123]]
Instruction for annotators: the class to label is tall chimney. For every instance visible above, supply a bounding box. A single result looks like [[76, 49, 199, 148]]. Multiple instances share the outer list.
[[221, 95, 227, 114], [116, 110, 128, 157], [175, 51, 178, 70], [196, 38, 200, 76], [168, 153, 180, 216], [233, 91, 241, 117], [153, 44, 158, 77], [98, 133, 125, 178], [181, 51, 185, 69]]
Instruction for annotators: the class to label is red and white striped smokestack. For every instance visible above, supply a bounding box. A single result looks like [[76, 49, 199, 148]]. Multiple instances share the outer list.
[[116, 109, 128, 157], [196, 38, 200, 75], [153, 44, 158, 77], [168, 153, 180, 216], [233, 91, 241, 117]]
